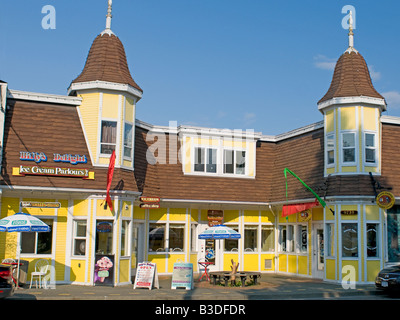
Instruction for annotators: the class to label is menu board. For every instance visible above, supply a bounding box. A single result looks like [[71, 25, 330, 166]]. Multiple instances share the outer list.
[[133, 262, 159, 290], [171, 262, 194, 290]]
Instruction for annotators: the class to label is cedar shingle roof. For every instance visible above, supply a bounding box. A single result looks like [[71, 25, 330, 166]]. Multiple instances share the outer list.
[[318, 51, 383, 104], [71, 33, 142, 92]]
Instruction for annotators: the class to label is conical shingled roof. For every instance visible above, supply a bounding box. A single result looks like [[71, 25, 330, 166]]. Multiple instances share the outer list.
[[71, 33, 142, 93], [318, 51, 383, 104]]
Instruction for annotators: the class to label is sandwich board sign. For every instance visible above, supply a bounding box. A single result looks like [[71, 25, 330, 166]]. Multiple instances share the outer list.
[[171, 262, 194, 290], [133, 262, 159, 290]]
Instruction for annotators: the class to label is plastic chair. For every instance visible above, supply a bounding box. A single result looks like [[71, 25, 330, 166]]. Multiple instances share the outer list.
[[1, 258, 16, 264], [30, 259, 49, 289]]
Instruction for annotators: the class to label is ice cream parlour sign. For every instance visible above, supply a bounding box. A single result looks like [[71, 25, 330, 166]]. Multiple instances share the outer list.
[[14, 151, 94, 179]]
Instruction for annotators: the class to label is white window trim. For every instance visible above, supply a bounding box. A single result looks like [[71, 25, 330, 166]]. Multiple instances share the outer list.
[[326, 133, 335, 168], [122, 121, 134, 161], [99, 118, 119, 157], [72, 219, 88, 257], [363, 131, 378, 167]]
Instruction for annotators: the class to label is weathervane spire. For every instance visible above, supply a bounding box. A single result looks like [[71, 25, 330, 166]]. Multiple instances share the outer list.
[[102, 0, 114, 36], [345, 10, 357, 53]]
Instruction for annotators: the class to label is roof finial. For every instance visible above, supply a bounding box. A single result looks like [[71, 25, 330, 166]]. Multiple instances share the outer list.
[[345, 10, 358, 53], [102, 0, 114, 36]]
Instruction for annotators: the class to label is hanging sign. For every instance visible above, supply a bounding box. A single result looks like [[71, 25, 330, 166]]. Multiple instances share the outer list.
[[140, 203, 160, 209], [139, 196, 160, 209], [140, 197, 160, 203], [134, 262, 159, 290], [376, 191, 395, 210], [171, 262, 194, 290], [207, 210, 223, 226]]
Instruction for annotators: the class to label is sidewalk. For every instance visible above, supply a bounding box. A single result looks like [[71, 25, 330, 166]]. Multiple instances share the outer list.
[[7, 273, 383, 300]]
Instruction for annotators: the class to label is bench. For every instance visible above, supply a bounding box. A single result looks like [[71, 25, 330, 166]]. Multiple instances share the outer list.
[[209, 271, 261, 287]]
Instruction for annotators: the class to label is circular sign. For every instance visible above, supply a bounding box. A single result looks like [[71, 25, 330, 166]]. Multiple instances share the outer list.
[[376, 191, 395, 210]]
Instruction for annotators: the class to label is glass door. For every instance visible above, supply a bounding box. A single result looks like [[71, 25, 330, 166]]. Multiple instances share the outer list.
[[131, 223, 144, 274], [312, 223, 324, 279]]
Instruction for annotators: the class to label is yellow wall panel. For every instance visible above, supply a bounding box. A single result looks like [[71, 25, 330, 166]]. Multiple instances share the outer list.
[[288, 255, 297, 273], [342, 166, 357, 173], [79, 92, 100, 160], [367, 260, 381, 282], [125, 97, 135, 122], [243, 210, 259, 223], [119, 259, 130, 283], [363, 107, 377, 131], [224, 210, 239, 223], [342, 260, 359, 281], [96, 199, 114, 217], [148, 255, 166, 273], [102, 93, 120, 119], [326, 259, 336, 280], [260, 254, 275, 271], [365, 205, 379, 221], [169, 208, 186, 221], [298, 255, 308, 275], [223, 253, 239, 270], [167, 254, 186, 273], [243, 254, 259, 271], [260, 210, 274, 223], [340, 107, 356, 130], [148, 208, 167, 221], [312, 207, 324, 221], [121, 201, 132, 218], [190, 209, 199, 222], [133, 206, 145, 220], [278, 254, 287, 272], [74, 199, 89, 216], [325, 109, 334, 133], [70, 259, 86, 283]]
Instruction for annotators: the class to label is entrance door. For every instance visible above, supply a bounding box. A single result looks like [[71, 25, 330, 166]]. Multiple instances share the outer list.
[[312, 223, 324, 279], [198, 224, 222, 272], [131, 223, 145, 274]]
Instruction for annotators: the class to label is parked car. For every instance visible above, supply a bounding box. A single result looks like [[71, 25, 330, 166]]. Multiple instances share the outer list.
[[0, 264, 14, 299], [375, 265, 400, 290]]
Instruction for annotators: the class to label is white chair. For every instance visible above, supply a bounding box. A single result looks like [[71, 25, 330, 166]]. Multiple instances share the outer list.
[[30, 259, 49, 289]]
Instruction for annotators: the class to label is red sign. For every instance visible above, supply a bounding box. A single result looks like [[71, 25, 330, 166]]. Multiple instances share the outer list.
[[140, 197, 161, 203]]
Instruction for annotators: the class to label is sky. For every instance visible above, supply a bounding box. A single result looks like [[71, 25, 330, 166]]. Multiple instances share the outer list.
[[1, 0, 400, 136]]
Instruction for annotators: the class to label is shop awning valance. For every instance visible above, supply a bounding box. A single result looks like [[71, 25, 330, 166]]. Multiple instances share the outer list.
[[282, 199, 320, 218]]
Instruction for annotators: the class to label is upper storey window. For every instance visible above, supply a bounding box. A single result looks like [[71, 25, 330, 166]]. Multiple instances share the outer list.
[[326, 133, 335, 166], [194, 147, 217, 173], [342, 132, 356, 163], [101, 120, 117, 154], [123, 122, 133, 159], [224, 150, 246, 175], [365, 133, 376, 164]]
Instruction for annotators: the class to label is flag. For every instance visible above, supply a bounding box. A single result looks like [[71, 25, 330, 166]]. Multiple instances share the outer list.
[[105, 150, 116, 211]]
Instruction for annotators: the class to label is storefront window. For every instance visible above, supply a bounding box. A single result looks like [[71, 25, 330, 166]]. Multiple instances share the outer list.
[[261, 225, 274, 252], [149, 223, 166, 252], [169, 224, 185, 251], [342, 223, 358, 257], [367, 223, 378, 257], [224, 225, 239, 252], [244, 225, 258, 252], [279, 225, 287, 252], [296, 225, 307, 253], [326, 223, 335, 257], [120, 220, 130, 257], [387, 207, 400, 262], [73, 220, 87, 256], [21, 219, 53, 255]]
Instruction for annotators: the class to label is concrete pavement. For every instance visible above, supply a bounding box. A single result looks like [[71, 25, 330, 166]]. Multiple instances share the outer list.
[[6, 273, 388, 300]]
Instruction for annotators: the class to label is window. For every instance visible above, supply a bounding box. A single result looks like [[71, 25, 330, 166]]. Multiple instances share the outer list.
[[21, 219, 53, 255], [387, 207, 400, 262], [326, 224, 335, 257], [342, 223, 358, 257], [326, 134, 335, 165], [73, 220, 87, 256], [95, 220, 113, 255], [342, 133, 356, 163], [224, 150, 246, 175], [297, 225, 307, 253], [149, 223, 166, 252], [244, 225, 258, 252], [169, 224, 185, 251], [224, 225, 239, 252], [123, 123, 133, 159], [101, 120, 117, 154], [120, 220, 130, 256], [261, 225, 275, 252], [286, 225, 294, 252], [194, 148, 217, 173], [191, 224, 198, 252], [365, 133, 376, 164], [367, 223, 378, 257]]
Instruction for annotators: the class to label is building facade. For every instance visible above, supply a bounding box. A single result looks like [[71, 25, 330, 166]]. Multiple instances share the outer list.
[[0, 4, 399, 286]]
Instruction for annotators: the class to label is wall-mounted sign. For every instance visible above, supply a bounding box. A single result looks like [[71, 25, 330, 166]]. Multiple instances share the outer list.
[[19, 151, 87, 165], [376, 191, 395, 210], [140, 197, 160, 203], [13, 165, 94, 179], [341, 210, 358, 215], [20, 201, 61, 209], [96, 221, 113, 233], [140, 203, 160, 209], [298, 210, 312, 222], [207, 210, 223, 227]]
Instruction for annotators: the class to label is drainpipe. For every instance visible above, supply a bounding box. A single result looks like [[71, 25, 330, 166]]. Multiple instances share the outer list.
[[268, 205, 278, 273], [0, 81, 8, 173]]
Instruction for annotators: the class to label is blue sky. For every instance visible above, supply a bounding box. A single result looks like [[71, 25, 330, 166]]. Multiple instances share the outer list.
[[1, 0, 400, 135]]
